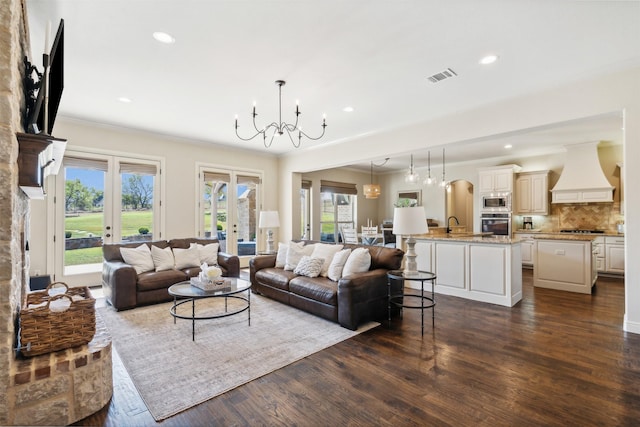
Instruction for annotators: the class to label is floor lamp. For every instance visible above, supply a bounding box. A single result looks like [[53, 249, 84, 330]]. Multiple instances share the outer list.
[[392, 206, 428, 276], [259, 211, 280, 254]]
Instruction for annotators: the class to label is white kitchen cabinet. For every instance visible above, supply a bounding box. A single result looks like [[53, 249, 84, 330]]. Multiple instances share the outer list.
[[518, 233, 535, 267], [534, 238, 595, 294], [515, 171, 549, 215], [593, 237, 605, 272], [413, 237, 522, 307], [605, 236, 625, 274], [478, 165, 521, 193]]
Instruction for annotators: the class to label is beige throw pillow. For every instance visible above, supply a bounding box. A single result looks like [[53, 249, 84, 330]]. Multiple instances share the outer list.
[[293, 256, 325, 278], [341, 247, 372, 278], [275, 242, 288, 268], [284, 241, 315, 271], [173, 245, 201, 270], [311, 243, 344, 277], [120, 244, 155, 274], [327, 249, 352, 281], [151, 245, 175, 272], [191, 242, 219, 265]]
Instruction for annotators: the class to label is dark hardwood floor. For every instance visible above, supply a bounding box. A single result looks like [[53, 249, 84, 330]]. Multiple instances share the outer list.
[[75, 270, 640, 426]]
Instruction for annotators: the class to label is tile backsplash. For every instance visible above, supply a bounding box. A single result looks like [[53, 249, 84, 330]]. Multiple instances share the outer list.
[[516, 202, 624, 232]]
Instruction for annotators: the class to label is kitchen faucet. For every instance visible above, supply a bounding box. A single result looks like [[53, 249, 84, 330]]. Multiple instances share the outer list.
[[446, 216, 460, 233]]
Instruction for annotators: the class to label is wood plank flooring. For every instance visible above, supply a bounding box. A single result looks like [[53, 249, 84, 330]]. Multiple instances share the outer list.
[[74, 270, 640, 426]]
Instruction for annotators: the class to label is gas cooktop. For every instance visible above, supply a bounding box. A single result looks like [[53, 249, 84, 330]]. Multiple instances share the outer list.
[[559, 229, 605, 234]]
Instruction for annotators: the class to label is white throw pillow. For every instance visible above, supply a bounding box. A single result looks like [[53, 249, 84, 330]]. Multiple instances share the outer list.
[[275, 242, 288, 268], [284, 242, 315, 271], [120, 244, 155, 274], [311, 243, 344, 277], [173, 245, 201, 270], [327, 249, 352, 281], [151, 245, 175, 272], [190, 242, 219, 265], [341, 247, 372, 278], [293, 256, 324, 278]]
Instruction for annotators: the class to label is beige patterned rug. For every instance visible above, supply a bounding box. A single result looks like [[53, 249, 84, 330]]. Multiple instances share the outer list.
[[98, 293, 378, 421]]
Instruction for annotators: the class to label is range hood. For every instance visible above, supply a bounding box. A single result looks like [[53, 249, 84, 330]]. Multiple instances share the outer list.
[[551, 141, 614, 203]]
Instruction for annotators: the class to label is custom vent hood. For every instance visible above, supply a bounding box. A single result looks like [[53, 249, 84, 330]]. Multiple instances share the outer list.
[[551, 141, 614, 203]]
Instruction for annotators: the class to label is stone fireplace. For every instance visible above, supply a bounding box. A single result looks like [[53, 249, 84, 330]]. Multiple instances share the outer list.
[[1, 1, 112, 424]]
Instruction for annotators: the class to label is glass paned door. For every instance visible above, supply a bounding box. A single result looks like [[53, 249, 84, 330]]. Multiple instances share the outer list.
[[200, 168, 261, 267], [60, 158, 108, 283], [235, 175, 259, 258], [202, 171, 230, 252], [54, 154, 161, 287], [119, 162, 158, 243]]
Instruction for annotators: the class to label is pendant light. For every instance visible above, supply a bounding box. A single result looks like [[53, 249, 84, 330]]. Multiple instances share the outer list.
[[424, 150, 437, 185], [363, 158, 389, 199], [439, 148, 450, 188], [363, 161, 381, 199], [404, 154, 420, 183]]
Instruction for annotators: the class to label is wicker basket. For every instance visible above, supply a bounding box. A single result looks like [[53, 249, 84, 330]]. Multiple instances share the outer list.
[[19, 282, 96, 357]]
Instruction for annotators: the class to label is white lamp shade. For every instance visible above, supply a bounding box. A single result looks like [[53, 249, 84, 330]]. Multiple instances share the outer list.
[[392, 206, 428, 235], [259, 211, 280, 228]]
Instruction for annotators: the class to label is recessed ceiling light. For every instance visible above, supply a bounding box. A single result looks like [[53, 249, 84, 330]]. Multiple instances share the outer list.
[[479, 54, 499, 65], [504, 144, 512, 149], [343, 106, 354, 112], [153, 31, 175, 44], [118, 97, 132, 103]]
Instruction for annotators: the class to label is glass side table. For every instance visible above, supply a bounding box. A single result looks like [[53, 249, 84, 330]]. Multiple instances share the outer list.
[[387, 270, 437, 335]]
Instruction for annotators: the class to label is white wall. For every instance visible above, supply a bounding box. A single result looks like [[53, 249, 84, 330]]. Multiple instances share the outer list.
[[29, 118, 280, 275], [279, 66, 640, 334]]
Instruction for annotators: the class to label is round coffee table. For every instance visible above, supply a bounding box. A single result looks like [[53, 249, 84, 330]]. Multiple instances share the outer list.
[[168, 278, 251, 341]]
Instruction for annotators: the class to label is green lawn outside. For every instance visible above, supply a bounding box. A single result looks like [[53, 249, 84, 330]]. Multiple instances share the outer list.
[[64, 210, 226, 265], [65, 210, 153, 237], [65, 211, 153, 265]]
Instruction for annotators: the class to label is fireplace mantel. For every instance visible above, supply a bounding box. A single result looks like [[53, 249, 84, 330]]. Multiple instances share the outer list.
[[16, 132, 66, 199]]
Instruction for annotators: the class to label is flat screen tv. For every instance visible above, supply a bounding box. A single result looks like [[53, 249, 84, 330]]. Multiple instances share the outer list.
[[26, 19, 64, 135]]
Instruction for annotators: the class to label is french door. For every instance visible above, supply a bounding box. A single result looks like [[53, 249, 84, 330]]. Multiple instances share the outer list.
[[52, 151, 162, 287], [198, 166, 262, 268]]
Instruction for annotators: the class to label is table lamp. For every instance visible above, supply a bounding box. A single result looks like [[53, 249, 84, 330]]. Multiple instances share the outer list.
[[392, 206, 428, 276], [259, 211, 280, 253]]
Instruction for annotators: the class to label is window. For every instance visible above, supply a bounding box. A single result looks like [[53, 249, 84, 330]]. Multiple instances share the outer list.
[[319, 180, 357, 243]]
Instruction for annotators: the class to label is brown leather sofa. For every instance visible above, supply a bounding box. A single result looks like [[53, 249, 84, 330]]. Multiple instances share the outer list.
[[250, 241, 404, 330], [102, 238, 240, 310]]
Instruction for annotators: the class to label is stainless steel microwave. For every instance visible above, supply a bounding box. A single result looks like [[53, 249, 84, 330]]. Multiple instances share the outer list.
[[481, 193, 511, 212]]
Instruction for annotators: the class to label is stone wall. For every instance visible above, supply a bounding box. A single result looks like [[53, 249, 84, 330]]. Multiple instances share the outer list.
[[0, 0, 30, 425]]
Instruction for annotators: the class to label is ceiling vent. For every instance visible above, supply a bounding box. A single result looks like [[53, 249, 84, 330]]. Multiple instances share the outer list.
[[427, 68, 457, 83]]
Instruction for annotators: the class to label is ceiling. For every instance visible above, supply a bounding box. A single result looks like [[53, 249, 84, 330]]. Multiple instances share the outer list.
[[25, 1, 639, 172]]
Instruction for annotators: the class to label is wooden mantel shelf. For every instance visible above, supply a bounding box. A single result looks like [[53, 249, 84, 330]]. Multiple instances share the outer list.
[[17, 132, 67, 199]]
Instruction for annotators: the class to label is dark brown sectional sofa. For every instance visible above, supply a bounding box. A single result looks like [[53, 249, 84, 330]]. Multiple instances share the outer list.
[[250, 241, 404, 330], [102, 238, 240, 310]]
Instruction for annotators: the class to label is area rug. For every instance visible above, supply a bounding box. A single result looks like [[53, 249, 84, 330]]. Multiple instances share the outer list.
[[98, 294, 378, 421]]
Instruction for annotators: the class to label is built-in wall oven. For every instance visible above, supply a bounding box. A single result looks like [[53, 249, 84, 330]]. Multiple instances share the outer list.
[[481, 213, 511, 236]]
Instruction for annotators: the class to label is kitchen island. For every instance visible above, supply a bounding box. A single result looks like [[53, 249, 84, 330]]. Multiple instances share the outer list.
[[408, 235, 522, 307], [532, 234, 596, 294]]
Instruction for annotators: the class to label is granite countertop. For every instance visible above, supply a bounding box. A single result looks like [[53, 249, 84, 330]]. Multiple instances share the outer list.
[[415, 234, 517, 244], [513, 229, 624, 237], [530, 234, 596, 241]]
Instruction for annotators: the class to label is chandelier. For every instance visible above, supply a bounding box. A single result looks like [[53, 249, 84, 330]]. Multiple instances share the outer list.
[[404, 154, 420, 183], [363, 158, 389, 199], [234, 80, 327, 148]]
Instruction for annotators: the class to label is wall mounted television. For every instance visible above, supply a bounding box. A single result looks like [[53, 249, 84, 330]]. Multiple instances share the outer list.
[[25, 19, 64, 135]]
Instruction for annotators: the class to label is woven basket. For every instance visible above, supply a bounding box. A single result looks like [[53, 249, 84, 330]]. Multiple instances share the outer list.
[[20, 282, 96, 357]]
